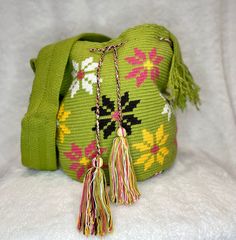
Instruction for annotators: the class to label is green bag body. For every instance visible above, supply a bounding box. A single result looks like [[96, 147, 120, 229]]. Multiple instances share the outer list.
[[21, 24, 200, 183]]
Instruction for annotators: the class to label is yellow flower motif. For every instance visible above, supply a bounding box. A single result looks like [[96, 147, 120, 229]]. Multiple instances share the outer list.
[[57, 104, 71, 143], [133, 125, 169, 171]]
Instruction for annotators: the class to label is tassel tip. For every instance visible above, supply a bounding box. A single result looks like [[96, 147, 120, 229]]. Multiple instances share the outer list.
[[109, 127, 141, 205], [77, 157, 113, 236]]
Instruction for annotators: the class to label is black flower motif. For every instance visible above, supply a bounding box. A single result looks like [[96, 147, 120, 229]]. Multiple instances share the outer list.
[[91, 91, 142, 139]]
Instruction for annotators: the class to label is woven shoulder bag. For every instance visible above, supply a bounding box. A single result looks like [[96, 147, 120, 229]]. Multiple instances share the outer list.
[[21, 23, 200, 236]]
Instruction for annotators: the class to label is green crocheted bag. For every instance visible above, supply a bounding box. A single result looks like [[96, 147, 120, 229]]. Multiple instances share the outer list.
[[21, 24, 200, 236]]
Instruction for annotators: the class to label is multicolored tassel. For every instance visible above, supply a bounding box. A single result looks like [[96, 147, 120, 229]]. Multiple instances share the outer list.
[[109, 127, 140, 204], [77, 46, 114, 236], [77, 156, 113, 236], [77, 41, 140, 237]]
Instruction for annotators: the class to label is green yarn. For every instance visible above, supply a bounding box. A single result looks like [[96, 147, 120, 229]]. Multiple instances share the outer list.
[[58, 25, 177, 183], [167, 32, 200, 110], [21, 35, 82, 170], [21, 32, 111, 171], [21, 23, 200, 183]]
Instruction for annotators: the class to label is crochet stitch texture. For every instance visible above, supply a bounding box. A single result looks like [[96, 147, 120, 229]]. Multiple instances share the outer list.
[[21, 24, 200, 183]]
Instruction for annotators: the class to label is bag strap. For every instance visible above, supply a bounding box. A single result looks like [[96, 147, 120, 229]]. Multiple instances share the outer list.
[[21, 33, 111, 170]]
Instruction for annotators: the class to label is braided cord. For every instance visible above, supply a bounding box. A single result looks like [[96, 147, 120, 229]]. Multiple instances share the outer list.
[[90, 42, 126, 158]]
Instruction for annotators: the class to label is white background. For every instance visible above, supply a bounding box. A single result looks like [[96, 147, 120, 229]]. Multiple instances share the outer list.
[[0, 0, 236, 239]]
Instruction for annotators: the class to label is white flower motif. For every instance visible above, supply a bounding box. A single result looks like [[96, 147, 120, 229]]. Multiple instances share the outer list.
[[160, 92, 173, 121], [69, 57, 99, 97], [162, 104, 172, 121]]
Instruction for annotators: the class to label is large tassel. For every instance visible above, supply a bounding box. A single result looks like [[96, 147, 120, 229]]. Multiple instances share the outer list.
[[109, 126, 140, 204], [77, 156, 113, 236]]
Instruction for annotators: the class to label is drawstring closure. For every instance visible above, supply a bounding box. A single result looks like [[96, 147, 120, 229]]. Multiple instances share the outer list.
[[77, 41, 140, 237], [89, 42, 126, 161], [90, 41, 140, 205]]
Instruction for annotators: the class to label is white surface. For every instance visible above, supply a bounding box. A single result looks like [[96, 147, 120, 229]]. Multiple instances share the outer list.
[[0, 0, 236, 239]]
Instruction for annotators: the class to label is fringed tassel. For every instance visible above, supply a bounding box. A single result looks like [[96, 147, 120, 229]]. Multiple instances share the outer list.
[[109, 127, 140, 204], [77, 157, 113, 236], [167, 56, 200, 110], [167, 32, 201, 111]]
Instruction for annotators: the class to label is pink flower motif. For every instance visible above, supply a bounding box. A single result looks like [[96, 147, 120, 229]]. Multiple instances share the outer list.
[[125, 48, 164, 87], [64, 140, 107, 180]]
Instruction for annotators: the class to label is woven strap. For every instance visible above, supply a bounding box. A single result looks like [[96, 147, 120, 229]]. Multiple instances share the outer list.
[[21, 33, 111, 170]]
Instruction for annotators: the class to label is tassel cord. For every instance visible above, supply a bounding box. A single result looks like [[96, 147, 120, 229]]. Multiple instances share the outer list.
[[90, 41, 126, 155]]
